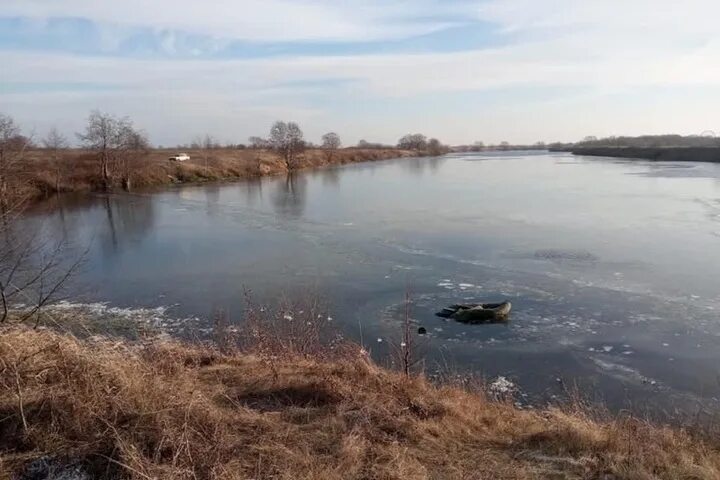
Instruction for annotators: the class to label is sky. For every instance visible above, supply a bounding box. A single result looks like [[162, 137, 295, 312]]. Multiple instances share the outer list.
[[1, 0, 720, 146]]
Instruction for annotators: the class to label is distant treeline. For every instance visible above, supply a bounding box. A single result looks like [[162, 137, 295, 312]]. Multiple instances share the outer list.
[[573, 134, 720, 149], [452, 141, 550, 152]]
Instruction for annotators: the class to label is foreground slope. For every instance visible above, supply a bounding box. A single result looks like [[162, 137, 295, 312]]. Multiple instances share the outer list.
[[1, 327, 718, 479]]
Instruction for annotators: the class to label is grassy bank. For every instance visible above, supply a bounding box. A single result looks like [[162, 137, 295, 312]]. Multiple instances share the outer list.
[[1, 325, 719, 479], [22, 147, 420, 199]]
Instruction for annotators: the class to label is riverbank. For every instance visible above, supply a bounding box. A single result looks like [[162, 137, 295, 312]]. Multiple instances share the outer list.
[[21, 147, 421, 200], [1, 324, 718, 479], [571, 147, 720, 162]]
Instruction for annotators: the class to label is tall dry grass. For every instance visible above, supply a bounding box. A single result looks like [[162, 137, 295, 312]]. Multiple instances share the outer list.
[[1, 321, 719, 479], [19, 147, 418, 201]]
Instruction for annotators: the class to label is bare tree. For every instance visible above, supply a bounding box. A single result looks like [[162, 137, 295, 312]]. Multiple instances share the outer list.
[[198, 134, 218, 172], [471, 141, 485, 152], [42, 128, 69, 193], [1, 119, 83, 324], [321, 132, 341, 161], [357, 139, 386, 149], [0, 113, 33, 218], [77, 111, 125, 191], [0, 229, 84, 325], [248, 136, 268, 149], [117, 124, 149, 191], [398, 133, 428, 151], [269, 121, 305, 170], [427, 138, 447, 156]]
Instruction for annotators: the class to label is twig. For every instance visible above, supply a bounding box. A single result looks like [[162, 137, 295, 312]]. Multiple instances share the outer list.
[[95, 454, 156, 480], [13, 364, 27, 432]]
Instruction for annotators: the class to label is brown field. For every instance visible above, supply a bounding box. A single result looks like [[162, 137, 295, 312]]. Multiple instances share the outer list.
[[1, 325, 719, 479], [20, 147, 419, 200]]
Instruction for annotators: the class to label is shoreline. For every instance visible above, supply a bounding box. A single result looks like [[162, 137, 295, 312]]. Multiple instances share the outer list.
[[570, 146, 720, 163], [20, 147, 427, 203]]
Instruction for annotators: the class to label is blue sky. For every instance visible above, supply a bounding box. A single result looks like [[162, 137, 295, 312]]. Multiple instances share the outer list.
[[1, 0, 719, 146]]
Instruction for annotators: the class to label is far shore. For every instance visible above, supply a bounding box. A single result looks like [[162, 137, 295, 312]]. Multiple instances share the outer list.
[[569, 146, 720, 163], [21, 147, 426, 202]]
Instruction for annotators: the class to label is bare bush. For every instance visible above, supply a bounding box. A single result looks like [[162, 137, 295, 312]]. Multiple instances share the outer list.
[[389, 291, 427, 376], [236, 290, 355, 362]]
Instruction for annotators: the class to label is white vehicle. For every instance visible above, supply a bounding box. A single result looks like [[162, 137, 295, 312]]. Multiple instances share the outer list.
[[169, 153, 190, 162]]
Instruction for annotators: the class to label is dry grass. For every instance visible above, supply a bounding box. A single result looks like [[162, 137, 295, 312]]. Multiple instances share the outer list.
[[1, 324, 719, 479], [19, 147, 419, 200]]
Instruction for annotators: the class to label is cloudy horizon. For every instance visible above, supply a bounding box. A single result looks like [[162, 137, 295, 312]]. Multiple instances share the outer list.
[[2, 0, 720, 146]]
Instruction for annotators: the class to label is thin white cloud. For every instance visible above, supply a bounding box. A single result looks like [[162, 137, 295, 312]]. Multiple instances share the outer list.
[[2, 0, 720, 144], [2, 0, 467, 42]]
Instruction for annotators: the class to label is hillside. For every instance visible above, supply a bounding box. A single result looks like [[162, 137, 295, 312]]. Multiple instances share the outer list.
[[1, 326, 718, 479]]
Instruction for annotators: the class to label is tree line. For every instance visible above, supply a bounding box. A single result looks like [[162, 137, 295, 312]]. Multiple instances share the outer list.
[[1, 110, 453, 204], [573, 134, 720, 149]]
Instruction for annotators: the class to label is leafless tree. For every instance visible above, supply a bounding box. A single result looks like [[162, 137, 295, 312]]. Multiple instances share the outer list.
[[1, 118, 84, 324], [248, 136, 268, 149], [203, 134, 217, 171], [398, 133, 428, 151], [269, 121, 305, 170], [357, 139, 386, 149], [0, 114, 33, 218], [321, 132, 341, 161], [77, 111, 126, 191], [42, 128, 69, 193], [0, 228, 85, 325], [118, 125, 150, 191], [427, 138, 447, 156]]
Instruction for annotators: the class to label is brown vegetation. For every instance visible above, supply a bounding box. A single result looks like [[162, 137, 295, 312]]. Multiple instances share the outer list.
[[1, 324, 719, 479], [17, 146, 419, 201]]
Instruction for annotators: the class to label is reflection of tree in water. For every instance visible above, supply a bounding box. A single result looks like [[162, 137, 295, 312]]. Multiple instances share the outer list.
[[400, 157, 447, 176], [204, 185, 220, 216], [318, 167, 340, 187], [11, 193, 158, 258], [427, 156, 446, 173], [243, 177, 264, 206], [272, 173, 307, 218], [101, 194, 156, 254]]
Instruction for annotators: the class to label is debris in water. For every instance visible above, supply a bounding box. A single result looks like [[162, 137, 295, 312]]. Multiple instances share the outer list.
[[489, 376, 516, 395]]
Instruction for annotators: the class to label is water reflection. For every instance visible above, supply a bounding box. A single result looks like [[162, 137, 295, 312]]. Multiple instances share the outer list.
[[400, 156, 447, 176], [242, 177, 264, 206], [318, 167, 341, 187], [98, 195, 156, 254], [272, 173, 307, 218], [204, 185, 221, 216]]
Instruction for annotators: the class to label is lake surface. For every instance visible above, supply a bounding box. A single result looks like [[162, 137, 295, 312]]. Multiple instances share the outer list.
[[25, 151, 720, 414]]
